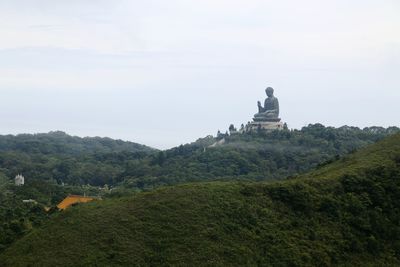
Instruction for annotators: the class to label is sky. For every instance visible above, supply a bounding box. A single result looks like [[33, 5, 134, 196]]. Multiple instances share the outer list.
[[0, 0, 399, 149]]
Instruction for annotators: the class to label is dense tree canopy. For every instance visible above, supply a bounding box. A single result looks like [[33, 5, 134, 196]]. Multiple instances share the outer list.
[[2, 132, 400, 266], [0, 125, 398, 189], [0, 125, 398, 253], [120, 124, 399, 189]]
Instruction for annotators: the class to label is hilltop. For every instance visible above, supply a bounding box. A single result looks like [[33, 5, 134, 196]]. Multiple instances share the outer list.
[[120, 124, 399, 189], [0, 131, 155, 155], [1, 133, 399, 266], [0, 131, 156, 187]]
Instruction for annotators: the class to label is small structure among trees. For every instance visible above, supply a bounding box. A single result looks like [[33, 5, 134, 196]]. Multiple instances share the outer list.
[[14, 174, 25, 186], [57, 195, 99, 210], [229, 124, 240, 135]]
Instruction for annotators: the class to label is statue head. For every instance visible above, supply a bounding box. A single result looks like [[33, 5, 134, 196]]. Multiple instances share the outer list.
[[265, 87, 274, 97]]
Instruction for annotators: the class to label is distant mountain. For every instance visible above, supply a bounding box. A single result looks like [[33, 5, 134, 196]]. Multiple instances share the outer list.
[[0, 131, 155, 155], [2, 133, 399, 266]]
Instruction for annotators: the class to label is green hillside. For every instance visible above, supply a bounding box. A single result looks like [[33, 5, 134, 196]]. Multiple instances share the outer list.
[[5, 125, 395, 252], [0, 131, 155, 187], [120, 124, 399, 189], [1, 133, 400, 266], [0, 125, 396, 189], [0, 131, 155, 155]]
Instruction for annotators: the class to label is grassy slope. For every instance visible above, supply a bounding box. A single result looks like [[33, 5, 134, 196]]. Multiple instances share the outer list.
[[1, 134, 400, 266], [302, 131, 400, 180]]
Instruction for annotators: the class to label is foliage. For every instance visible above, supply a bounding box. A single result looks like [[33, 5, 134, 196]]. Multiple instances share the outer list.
[[0, 131, 154, 155], [1, 133, 400, 266], [0, 132, 154, 186], [0, 179, 106, 252], [0, 126, 397, 190], [120, 124, 399, 189]]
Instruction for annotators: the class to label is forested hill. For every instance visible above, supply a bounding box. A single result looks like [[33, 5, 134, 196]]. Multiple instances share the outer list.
[[121, 124, 399, 189], [0, 131, 156, 186], [2, 133, 399, 266], [0, 131, 155, 155], [0, 125, 398, 188]]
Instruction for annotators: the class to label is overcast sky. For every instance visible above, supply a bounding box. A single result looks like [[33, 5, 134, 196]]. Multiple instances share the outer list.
[[0, 0, 399, 149]]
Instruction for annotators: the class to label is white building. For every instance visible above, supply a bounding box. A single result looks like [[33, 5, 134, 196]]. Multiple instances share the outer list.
[[22, 199, 37, 204], [15, 174, 25, 186]]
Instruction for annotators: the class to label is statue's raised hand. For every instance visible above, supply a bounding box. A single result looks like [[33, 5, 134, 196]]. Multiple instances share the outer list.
[[257, 101, 262, 107]]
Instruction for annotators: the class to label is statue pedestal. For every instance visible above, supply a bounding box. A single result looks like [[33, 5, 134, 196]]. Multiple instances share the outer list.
[[248, 121, 284, 132]]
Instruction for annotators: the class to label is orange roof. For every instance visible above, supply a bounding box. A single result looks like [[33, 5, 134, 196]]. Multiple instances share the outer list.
[[57, 195, 97, 210]]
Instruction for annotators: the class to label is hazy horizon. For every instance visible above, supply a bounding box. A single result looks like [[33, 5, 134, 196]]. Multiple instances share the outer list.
[[1, 0, 399, 149]]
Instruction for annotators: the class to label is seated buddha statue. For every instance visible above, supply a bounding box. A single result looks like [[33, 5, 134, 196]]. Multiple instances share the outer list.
[[253, 87, 281, 122]]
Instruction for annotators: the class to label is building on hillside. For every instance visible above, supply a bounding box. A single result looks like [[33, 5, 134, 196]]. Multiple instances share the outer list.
[[57, 195, 99, 210], [15, 174, 25, 186], [22, 199, 37, 204]]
